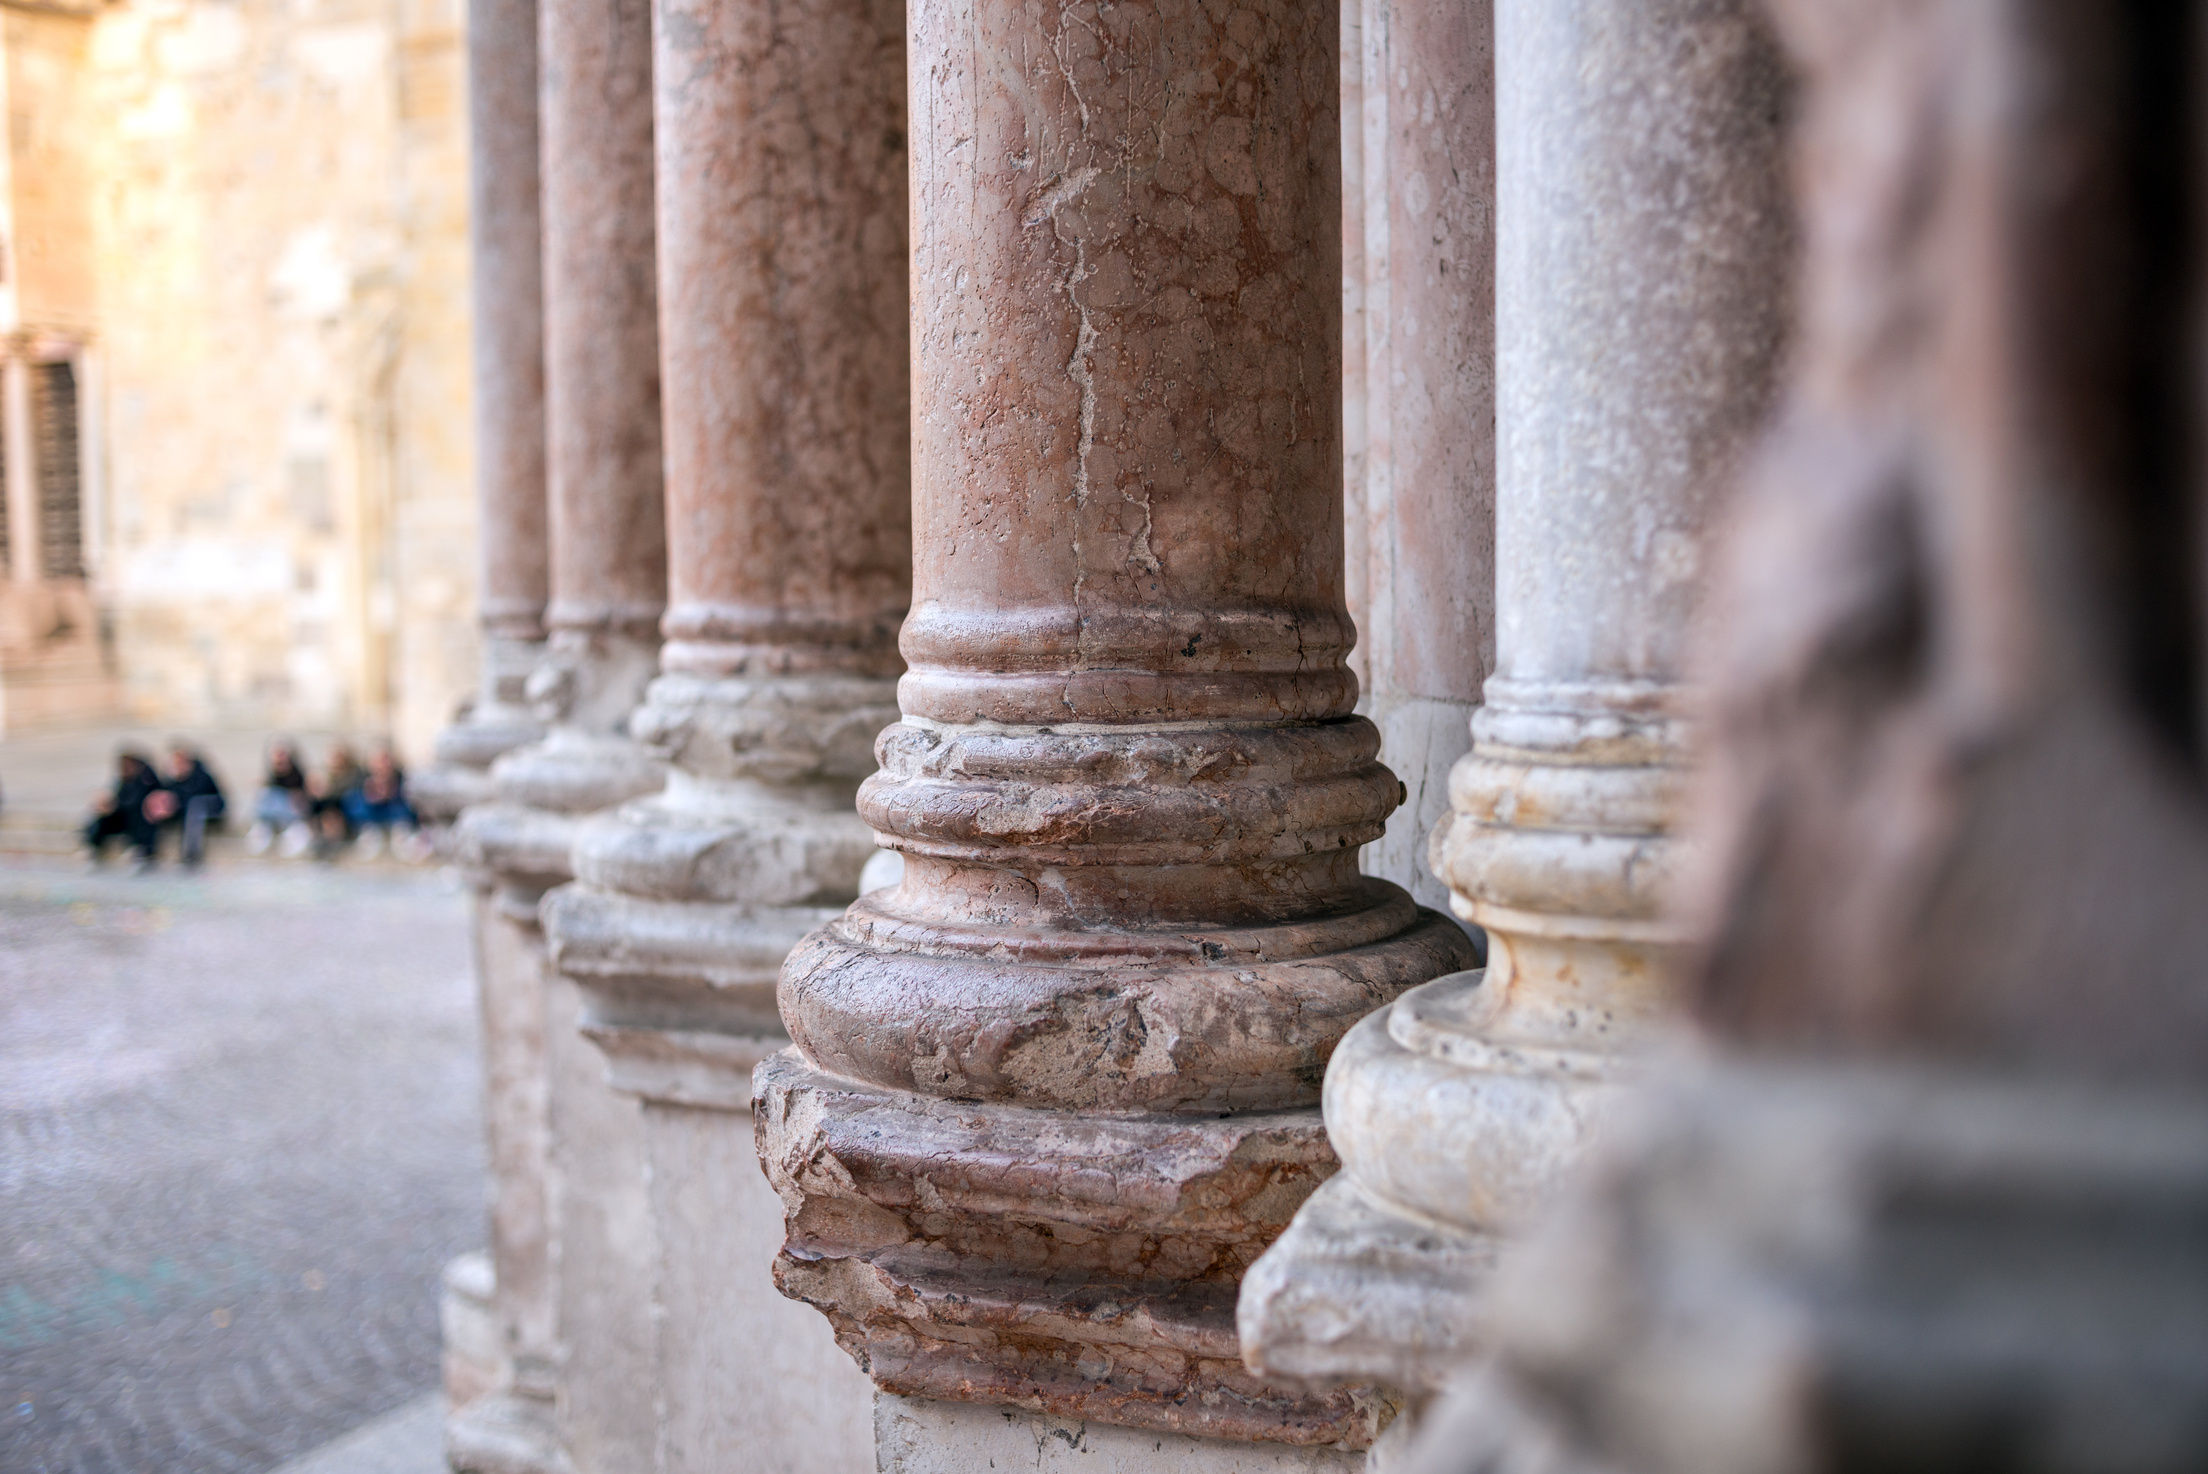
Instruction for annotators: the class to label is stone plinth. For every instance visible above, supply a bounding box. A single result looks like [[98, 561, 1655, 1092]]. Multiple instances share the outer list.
[[1242, 0, 1792, 1396], [756, 0, 1476, 1460], [1406, 1068, 2208, 1474]]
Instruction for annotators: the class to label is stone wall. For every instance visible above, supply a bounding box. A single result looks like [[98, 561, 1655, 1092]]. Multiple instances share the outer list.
[[0, 0, 473, 750]]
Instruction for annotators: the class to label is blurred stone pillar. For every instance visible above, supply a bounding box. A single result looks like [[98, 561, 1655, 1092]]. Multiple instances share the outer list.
[[448, 0, 664, 1462], [1241, 0, 1791, 1395], [537, 0, 909, 1467], [753, 3, 1477, 1468], [414, 0, 550, 825], [1404, 6, 2208, 1471], [1351, 0, 1496, 924]]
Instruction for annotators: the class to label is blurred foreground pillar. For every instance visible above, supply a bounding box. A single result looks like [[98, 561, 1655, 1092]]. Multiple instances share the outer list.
[[413, 0, 550, 825], [1404, 5, 2208, 1473], [753, 2, 1477, 1468], [1241, 0, 1792, 1396], [448, 0, 665, 1461], [537, 0, 910, 1466]]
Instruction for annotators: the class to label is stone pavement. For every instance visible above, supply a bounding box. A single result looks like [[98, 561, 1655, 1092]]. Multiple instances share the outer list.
[[0, 852, 484, 1474]]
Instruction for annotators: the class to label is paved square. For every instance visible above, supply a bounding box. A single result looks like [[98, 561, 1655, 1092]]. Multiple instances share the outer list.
[[1, 856, 483, 1474]]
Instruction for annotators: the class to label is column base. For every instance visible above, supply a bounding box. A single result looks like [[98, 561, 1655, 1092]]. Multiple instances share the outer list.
[[877, 1393, 1390, 1472], [754, 1051, 1396, 1449], [440, 1252, 503, 1413], [1237, 1174, 1497, 1394], [446, 1389, 567, 1474], [1237, 971, 1629, 1395]]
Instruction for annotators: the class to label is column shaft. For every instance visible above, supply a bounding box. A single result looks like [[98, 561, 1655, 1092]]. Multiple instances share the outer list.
[[1242, 0, 1792, 1395], [758, 0, 1473, 1454], [1352, 0, 1497, 919], [421, 0, 549, 817]]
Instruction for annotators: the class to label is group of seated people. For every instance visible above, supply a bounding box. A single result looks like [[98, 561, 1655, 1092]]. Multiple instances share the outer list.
[[84, 738, 424, 871]]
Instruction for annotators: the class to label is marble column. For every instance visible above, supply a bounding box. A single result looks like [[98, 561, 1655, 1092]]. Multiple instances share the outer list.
[[1241, 0, 1791, 1395], [538, 0, 908, 1467], [448, 0, 664, 1463], [754, 2, 1477, 1466], [414, 0, 550, 825], [1350, 0, 1496, 923], [1406, 7, 2208, 1468]]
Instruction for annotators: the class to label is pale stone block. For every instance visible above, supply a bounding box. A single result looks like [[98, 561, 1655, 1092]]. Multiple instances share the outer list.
[[544, 971, 656, 1474], [875, 1396, 1376, 1474], [643, 1103, 874, 1474]]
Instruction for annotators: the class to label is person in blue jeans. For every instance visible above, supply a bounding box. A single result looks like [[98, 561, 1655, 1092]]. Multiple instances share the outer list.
[[343, 743, 418, 859], [150, 742, 227, 868]]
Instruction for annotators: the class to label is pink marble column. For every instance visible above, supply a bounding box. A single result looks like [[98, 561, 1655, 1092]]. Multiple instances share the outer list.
[[1352, 0, 1496, 919], [416, 0, 550, 820], [432, 0, 558, 1459], [539, 0, 909, 1465], [755, 1, 1475, 1461], [448, 0, 664, 1465]]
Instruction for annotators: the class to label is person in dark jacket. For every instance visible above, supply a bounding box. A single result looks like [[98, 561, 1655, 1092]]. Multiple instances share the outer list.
[[150, 742, 227, 868], [84, 751, 163, 871]]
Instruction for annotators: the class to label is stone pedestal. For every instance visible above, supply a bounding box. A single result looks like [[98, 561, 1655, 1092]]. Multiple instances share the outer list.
[[534, 0, 910, 1465], [446, 886, 567, 1474], [756, 2, 1476, 1464], [417, 0, 549, 824], [1241, 0, 1791, 1396]]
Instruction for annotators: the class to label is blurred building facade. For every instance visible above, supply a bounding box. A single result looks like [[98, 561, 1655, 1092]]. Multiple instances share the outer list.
[[0, 0, 475, 755]]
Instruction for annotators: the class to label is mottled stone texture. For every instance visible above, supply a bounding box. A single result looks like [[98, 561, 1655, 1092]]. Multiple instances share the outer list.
[[419, 0, 550, 822], [535, 1, 911, 1468], [1243, 0, 1792, 1396], [1401, 6, 2208, 1473], [653, 0, 908, 680], [1352, 0, 1496, 919], [760, 0, 1475, 1454]]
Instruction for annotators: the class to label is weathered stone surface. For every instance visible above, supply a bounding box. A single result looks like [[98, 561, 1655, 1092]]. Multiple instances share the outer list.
[[1407, 1068, 2208, 1474], [878, 1393, 1385, 1473], [763, 2, 1475, 1450], [1244, 0, 1792, 1397], [1235, 1173, 1494, 1397], [756, 1052, 1393, 1447]]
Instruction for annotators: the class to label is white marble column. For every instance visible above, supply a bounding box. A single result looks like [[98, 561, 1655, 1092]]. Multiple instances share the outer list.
[[1242, 0, 1791, 1395]]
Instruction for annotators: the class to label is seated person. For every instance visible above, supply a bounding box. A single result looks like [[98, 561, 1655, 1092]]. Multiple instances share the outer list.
[[150, 742, 227, 868], [247, 740, 312, 856], [84, 751, 164, 871], [343, 744, 420, 859], [309, 742, 364, 859]]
